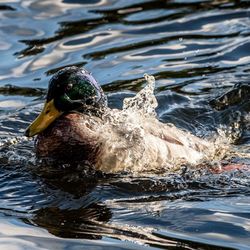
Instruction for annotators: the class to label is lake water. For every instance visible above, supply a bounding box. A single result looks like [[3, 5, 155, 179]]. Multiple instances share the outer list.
[[0, 0, 250, 249]]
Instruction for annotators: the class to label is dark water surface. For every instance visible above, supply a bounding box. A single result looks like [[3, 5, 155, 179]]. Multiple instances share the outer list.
[[0, 0, 250, 249]]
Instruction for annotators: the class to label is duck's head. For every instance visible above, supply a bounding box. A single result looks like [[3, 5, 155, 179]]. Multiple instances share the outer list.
[[25, 66, 107, 137]]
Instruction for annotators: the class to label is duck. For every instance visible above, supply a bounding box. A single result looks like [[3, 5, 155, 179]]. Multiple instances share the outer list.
[[25, 66, 211, 174]]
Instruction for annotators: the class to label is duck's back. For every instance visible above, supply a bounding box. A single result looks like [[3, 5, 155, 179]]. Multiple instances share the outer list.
[[96, 116, 210, 173]]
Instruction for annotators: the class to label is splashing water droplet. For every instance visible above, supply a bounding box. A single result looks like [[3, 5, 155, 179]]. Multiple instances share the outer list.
[[122, 74, 158, 117]]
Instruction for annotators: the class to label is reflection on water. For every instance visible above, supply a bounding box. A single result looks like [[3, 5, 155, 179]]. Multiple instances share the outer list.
[[0, 0, 250, 249]]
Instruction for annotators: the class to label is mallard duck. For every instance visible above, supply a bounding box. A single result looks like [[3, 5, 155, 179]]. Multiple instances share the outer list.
[[25, 66, 211, 173]]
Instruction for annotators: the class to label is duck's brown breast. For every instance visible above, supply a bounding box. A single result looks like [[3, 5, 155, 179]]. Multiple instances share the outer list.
[[35, 113, 102, 164]]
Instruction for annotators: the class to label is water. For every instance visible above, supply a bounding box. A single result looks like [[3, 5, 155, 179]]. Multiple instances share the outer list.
[[0, 0, 250, 249]]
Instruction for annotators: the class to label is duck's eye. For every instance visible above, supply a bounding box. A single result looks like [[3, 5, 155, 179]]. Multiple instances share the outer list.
[[66, 83, 73, 91]]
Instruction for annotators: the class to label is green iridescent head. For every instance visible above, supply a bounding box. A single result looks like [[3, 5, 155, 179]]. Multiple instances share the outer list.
[[47, 66, 106, 111], [25, 66, 107, 137]]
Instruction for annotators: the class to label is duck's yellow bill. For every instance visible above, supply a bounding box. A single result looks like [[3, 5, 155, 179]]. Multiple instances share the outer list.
[[25, 99, 63, 137]]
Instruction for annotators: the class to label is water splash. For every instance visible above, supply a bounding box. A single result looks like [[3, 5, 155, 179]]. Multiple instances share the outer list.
[[123, 74, 158, 117], [0, 136, 36, 166], [96, 74, 213, 174]]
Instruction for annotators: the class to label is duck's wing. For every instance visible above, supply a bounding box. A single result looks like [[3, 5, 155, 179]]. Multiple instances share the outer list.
[[144, 119, 184, 146], [160, 134, 184, 146]]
